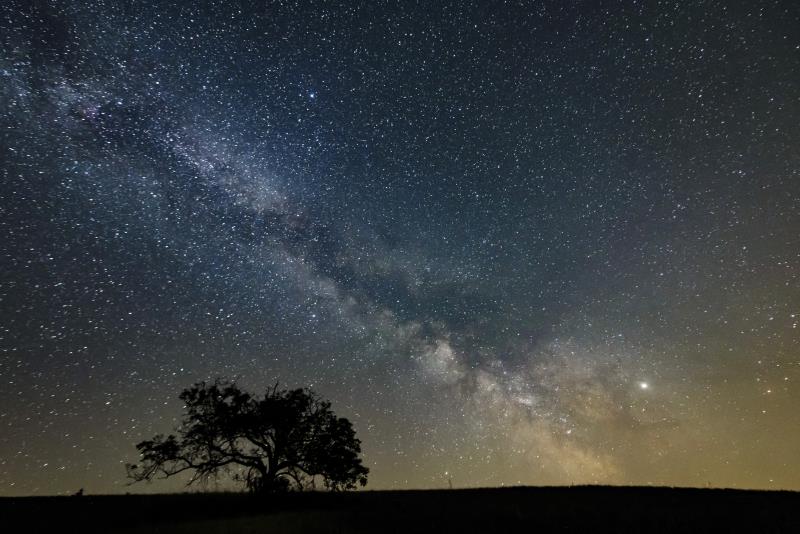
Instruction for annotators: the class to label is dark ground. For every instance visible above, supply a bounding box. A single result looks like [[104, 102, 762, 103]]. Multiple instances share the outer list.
[[2, 486, 798, 533]]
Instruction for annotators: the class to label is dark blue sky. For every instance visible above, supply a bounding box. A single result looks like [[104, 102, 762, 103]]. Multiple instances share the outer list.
[[1, 0, 799, 494]]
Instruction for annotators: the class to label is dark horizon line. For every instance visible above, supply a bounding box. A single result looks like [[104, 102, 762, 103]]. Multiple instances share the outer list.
[[3, 483, 799, 499]]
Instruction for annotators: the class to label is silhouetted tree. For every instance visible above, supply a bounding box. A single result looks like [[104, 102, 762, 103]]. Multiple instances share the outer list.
[[126, 379, 369, 492]]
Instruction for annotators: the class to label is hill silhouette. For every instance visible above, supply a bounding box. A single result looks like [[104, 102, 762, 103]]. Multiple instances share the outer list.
[[2, 485, 799, 533]]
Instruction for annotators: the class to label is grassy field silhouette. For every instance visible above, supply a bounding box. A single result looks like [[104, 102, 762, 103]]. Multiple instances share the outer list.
[[3, 485, 799, 533]]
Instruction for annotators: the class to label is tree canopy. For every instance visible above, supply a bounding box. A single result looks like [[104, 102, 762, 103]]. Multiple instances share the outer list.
[[126, 380, 369, 492]]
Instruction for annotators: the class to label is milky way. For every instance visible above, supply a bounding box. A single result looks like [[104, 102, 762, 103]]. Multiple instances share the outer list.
[[1, 1, 799, 494]]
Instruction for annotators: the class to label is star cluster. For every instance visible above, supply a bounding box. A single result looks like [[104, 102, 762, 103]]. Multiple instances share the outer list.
[[1, 0, 799, 494]]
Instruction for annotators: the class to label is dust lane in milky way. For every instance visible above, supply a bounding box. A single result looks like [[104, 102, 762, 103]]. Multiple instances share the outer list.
[[1, 1, 799, 494]]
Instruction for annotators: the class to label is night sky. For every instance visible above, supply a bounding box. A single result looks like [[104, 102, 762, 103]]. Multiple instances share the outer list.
[[2, 1, 799, 495]]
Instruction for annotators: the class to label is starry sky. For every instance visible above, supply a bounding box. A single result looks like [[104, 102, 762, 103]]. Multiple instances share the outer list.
[[1, 0, 799, 495]]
